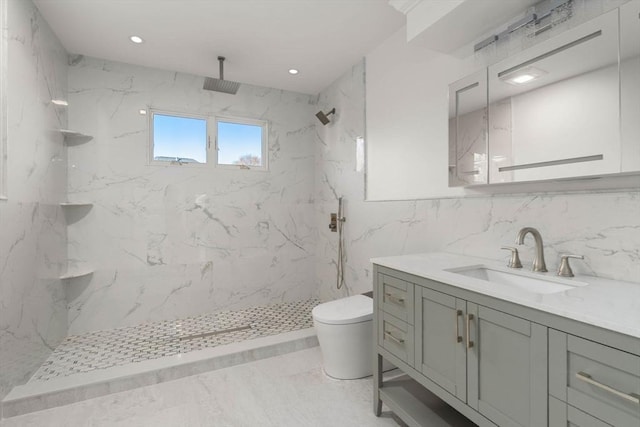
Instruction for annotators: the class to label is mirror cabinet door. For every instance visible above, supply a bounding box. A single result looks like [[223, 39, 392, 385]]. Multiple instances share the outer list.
[[487, 9, 620, 183], [448, 69, 488, 187], [620, 0, 640, 173]]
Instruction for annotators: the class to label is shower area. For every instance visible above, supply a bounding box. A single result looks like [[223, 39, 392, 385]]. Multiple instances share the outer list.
[[32, 300, 319, 382], [1, 0, 367, 415], [0, 48, 334, 416]]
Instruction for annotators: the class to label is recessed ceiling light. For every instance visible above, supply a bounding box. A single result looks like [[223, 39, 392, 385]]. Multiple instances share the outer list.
[[500, 66, 547, 86], [129, 35, 144, 44], [511, 74, 536, 84], [288, 69, 299, 75]]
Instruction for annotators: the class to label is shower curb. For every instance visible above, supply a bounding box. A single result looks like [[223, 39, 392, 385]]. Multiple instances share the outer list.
[[1, 328, 318, 419]]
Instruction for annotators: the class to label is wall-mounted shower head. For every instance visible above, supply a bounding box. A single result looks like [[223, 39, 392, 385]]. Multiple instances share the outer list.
[[203, 56, 241, 95], [315, 108, 336, 125]]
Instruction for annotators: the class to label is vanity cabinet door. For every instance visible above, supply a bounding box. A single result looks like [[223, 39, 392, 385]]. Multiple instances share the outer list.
[[467, 303, 548, 427], [487, 8, 620, 183], [448, 69, 489, 187], [620, 0, 640, 172], [414, 287, 467, 402]]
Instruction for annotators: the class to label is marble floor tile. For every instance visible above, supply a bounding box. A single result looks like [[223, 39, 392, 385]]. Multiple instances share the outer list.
[[1, 348, 411, 427]]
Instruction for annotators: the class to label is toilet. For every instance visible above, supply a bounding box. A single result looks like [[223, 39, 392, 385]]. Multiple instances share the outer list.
[[312, 294, 392, 379]]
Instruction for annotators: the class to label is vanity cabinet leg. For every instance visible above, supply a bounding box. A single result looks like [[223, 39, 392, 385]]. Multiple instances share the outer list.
[[374, 353, 383, 416]]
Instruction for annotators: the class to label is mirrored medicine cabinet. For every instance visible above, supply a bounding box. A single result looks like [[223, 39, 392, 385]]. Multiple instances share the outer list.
[[449, 1, 640, 187]]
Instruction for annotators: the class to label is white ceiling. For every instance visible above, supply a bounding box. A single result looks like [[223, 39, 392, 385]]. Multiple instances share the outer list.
[[33, 0, 406, 95]]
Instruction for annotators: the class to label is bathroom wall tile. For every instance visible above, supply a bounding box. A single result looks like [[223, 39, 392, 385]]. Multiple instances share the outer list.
[[0, 0, 69, 401], [66, 57, 318, 334], [314, 60, 640, 303]]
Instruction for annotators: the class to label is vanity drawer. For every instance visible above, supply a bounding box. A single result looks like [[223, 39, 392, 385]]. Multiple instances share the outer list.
[[377, 273, 414, 324], [378, 312, 414, 366], [549, 396, 612, 427], [550, 331, 640, 427]]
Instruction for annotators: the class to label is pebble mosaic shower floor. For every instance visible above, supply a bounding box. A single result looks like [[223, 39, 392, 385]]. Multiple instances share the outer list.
[[32, 299, 320, 382]]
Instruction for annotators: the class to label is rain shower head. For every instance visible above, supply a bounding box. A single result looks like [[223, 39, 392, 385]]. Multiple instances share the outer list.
[[315, 108, 336, 125], [203, 56, 241, 95]]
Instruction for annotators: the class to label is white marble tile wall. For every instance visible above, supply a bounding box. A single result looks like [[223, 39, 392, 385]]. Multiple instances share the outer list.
[[66, 57, 317, 334], [314, 60, 640, 302], [0, 0, 68, 402]]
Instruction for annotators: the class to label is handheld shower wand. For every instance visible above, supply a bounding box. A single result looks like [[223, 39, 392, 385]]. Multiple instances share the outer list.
[[336, 197, 346, 290]]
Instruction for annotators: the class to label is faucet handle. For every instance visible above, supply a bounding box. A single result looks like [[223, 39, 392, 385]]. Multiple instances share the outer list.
[[557, 254, 584, 277], [501, 247, 523, 269]]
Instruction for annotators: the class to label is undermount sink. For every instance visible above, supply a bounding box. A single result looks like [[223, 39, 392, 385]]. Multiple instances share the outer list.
[[446, 265, 588, 294]]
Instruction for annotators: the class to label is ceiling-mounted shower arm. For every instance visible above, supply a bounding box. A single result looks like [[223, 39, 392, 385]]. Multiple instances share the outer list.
[[218, 56, 226, 80], [203, 55, 241, 94]]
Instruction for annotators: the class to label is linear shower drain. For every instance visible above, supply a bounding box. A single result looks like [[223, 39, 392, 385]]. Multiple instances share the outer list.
[[178, 325, 252, 340]]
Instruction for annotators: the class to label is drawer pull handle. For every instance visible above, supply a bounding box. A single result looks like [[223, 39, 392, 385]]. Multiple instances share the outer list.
[[384, 330, 405, 346], [576, 372, 640, 405], [385, 292, 405, 306], [455, 310, 463, 343], [466, 314, 474, 348]]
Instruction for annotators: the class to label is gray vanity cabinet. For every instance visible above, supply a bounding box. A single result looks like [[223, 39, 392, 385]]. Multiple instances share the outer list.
[[414, 287, 467, 401], [414, 286, 547, 427], [548, 329, 640, 427], [373, 262, 640, 427], [466, 303, 548, 427]]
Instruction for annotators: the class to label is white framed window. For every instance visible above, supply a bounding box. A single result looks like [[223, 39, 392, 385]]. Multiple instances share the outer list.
[[215, 116, 268, 171], [148, 109, 268, 171], [149, 110, 209, 165]]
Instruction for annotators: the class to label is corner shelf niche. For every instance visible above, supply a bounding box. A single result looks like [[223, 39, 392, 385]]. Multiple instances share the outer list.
[[60, 202, 93, 208], [59, 128, 95, 285], [60, 129, 93, 146], [59, 266, 93, 280]]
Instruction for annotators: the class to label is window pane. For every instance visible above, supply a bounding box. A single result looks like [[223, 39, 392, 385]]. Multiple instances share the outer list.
[[217, 121, 263, 167], [153, 113, 207, 163]]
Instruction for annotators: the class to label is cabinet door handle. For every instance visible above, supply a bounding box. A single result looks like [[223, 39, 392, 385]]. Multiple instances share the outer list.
[[385, 292, 405, 306], [466, 314, 474, 348], [455, 310, 463, 343], [576, 372, 640, 405], [384, 330, 405, 346]]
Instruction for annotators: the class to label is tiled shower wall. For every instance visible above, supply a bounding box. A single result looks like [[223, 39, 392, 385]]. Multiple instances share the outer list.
[[0, 0, 68, 400], [66, 57, 318, 335], [314, 60, 640, 302]]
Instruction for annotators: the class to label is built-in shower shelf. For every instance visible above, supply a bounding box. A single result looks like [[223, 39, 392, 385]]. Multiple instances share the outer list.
[[60, 129, 93, 145], [59, 268, 94, 280], [60, 202, 93, 208]]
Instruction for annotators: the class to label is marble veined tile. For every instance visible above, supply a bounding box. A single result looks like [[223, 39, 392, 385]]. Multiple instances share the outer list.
[[0, 348, 419, 427]]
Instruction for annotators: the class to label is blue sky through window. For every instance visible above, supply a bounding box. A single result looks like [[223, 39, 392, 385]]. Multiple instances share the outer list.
[[153, 114, 207, 163], [217, 121, 263, 166]]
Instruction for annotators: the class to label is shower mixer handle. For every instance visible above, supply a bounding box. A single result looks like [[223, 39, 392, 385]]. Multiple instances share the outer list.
[[329, 213, 338, 232], [329, 213, 346, 232]]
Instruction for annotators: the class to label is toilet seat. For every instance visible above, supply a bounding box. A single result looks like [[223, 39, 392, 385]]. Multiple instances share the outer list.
[[312, 294, 372, 325]]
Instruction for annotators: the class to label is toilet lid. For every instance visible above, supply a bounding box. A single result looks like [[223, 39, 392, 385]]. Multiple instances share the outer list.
[[312, 294, 373, 325]]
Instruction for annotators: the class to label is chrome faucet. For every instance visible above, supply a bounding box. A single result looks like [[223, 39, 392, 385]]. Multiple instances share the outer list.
[[515, 227, 548, 272]]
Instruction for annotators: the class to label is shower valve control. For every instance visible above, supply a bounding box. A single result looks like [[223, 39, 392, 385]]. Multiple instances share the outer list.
[[329, 213, 338, 232]]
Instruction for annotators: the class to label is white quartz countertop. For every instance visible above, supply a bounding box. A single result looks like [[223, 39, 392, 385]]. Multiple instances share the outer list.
[[371, 252, 640, 339]]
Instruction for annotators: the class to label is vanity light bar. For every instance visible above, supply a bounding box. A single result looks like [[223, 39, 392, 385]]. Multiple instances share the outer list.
[[474, 0, 572, 52], [475, 35, 498, 52], [498, 154, 603, 172]]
